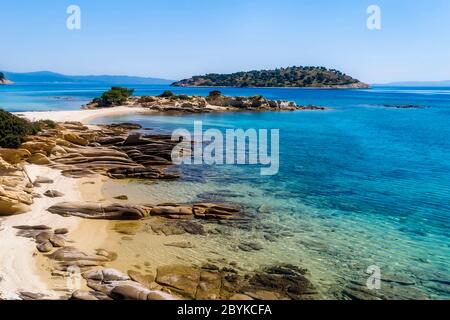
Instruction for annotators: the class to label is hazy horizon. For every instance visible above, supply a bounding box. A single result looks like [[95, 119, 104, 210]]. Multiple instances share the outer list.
[[1, 0, 450, 83]]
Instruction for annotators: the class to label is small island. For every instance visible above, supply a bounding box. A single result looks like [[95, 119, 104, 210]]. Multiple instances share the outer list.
[[0, 72, 13, 85], [171, 66, 369, 89], [83, 87, 328, 112]]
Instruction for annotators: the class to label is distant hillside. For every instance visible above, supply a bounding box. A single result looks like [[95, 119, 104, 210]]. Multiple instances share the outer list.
[[172, 66, 369, 88], [0, 72, 12, 84], [380, 80, 450, 87], [3, 71, 173, 85]]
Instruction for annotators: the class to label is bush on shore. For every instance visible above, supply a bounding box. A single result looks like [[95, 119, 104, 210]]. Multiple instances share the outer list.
[[0, 109, 56, 148]]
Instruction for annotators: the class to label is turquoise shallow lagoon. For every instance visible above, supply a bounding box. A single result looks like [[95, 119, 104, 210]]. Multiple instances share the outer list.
[[2, 84, 449, 298]]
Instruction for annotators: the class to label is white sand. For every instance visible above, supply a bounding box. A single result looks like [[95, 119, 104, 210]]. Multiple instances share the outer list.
[[0, 165, 90, 299], [0, 104, 143, 300], [16, 105, 149, 125], [0, 106, 152, 299]]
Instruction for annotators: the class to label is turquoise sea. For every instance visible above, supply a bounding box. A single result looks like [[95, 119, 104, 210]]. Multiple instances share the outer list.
[[1, 83, 449, 299]]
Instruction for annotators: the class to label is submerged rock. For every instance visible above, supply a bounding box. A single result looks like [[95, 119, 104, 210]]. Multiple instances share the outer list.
[[155, 265, 201, 299]]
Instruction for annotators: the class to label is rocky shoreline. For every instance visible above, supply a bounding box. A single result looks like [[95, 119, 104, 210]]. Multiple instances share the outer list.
[[0, 116, 323, 300], [1, 104, 438, 301], [83, 91, 329, 113]]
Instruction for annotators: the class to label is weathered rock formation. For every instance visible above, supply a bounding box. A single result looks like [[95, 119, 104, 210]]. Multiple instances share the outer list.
[[0, 164, 34, 215], [72, 263, 318, 300], [48, 202, 241, 221], [84, 92, 327, 113]]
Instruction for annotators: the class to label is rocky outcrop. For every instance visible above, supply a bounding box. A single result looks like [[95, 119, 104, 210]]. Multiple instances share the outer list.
[[18, 122, 181, 181], [78, 268, 177, 300], [68, 262, 317, 301], [85, 92, 327, 113], [48, 201, 241, 221], [48, 202, 151, 220], [0, 149, 31, 164], [151, 263, 317, 300], [0, 171, 34, 215]]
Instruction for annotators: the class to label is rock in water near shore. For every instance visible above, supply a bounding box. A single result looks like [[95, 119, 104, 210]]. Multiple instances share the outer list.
[[80, 267, 177, 300], [48, 202, 151, 220], [48, 201, 241, 221]]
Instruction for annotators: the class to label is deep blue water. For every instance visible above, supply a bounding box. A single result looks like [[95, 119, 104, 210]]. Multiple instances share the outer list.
[[1, 83, 449, 298]]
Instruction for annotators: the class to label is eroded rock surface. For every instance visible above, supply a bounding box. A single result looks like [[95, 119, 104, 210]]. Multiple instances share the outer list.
[[48, 202, 151, 220]]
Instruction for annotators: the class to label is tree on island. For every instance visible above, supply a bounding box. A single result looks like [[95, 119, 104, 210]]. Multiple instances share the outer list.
[[93, 87, 134, 107]]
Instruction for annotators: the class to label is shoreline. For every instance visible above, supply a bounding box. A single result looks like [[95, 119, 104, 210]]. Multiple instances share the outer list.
[[0, 165, 86, 299], [0, 107, 145, 299], [16, 105, 150, 125]]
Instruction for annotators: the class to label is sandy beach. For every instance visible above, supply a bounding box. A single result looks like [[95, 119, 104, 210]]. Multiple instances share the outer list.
[[0, 107, 142, 299], [0, 165, 85, 299], [16, 105, 150, 125]]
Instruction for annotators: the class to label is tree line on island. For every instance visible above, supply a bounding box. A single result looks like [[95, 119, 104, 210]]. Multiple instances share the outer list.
[[171, 66, 369, 88]]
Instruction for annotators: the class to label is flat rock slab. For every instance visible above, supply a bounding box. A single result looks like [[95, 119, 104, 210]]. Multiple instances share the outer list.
[[156, 265, 201, 299], [48, 202, 151, 220]]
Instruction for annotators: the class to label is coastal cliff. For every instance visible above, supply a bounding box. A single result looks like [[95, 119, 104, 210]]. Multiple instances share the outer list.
[[171, 66, 369, 89]]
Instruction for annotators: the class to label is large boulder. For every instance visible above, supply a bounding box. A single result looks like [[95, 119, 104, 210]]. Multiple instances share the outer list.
[[0, 148, 31, 164], [20, 141, 56, 156], [111, 285, 176, 300], [84, 268, 130, 282], [0, 175, 34, 216], [63, 133, 89, 146], [28, 153, 51, 165], [155, 265, 201, 299], [48, 202, 151, 220]]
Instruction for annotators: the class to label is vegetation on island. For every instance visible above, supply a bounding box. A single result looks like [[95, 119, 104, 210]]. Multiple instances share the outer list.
[[92, 86, 134, 107], [0, 109, 56, 148], [172, 66, 368, 88]]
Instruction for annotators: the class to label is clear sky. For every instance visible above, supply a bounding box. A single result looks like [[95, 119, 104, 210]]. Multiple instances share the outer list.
[[0, 0, 449, 83]]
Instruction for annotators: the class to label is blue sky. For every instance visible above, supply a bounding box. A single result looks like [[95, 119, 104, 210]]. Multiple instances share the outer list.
[[0, 0, 449, 83]]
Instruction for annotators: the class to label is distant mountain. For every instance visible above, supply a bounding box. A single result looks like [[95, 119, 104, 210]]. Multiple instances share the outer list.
[[380, 80, 450, 87], [172, 66, 369, 89], [2, 71, 173, 85]]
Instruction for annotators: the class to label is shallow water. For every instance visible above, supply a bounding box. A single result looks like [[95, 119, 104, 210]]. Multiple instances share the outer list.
[[94, 87, 450, 299], [2, 84, 449, 298]]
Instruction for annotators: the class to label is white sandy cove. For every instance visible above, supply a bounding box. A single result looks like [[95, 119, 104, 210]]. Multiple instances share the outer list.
[[0, 107, 141, 299], [17, 105, 149, 125], [0, 165, 84, 299]]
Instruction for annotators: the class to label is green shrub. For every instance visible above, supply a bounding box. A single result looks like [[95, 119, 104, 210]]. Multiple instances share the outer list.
[[94, 87, 134, 107], [208, 90, 222, 97], [159, 90, 175, 98], [0, 109, 55, 148]]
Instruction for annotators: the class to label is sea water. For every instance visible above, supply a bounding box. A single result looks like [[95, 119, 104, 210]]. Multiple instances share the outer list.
[[1, 84, 449, 298]]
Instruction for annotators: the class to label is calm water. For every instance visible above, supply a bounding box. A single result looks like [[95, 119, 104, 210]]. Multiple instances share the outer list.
[[1, 83, 449, 298]]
